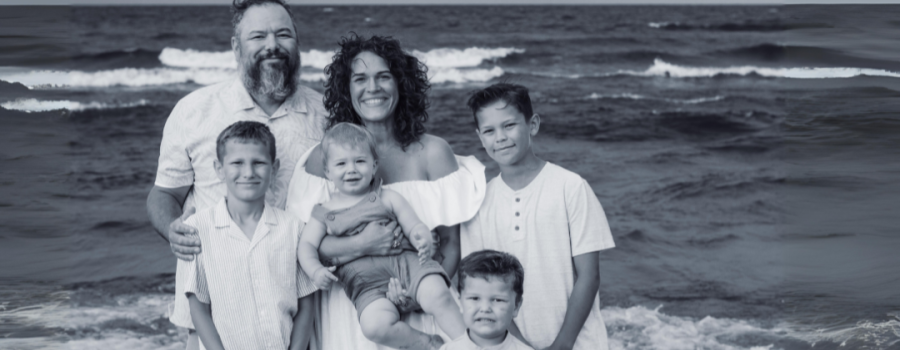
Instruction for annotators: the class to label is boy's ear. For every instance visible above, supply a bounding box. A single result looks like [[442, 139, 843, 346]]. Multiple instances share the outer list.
[[529, 113, 540, 136], [272, 158, 280, 174], [214, 159, 225, 181], [512, 298, 522, 318]]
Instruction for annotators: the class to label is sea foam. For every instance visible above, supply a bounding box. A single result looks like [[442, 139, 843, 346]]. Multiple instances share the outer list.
[[158, 47, 335, 70], [603, 305, 777, 350], [624, 59, 900, 79], [1, 98, 150, 112], [586, 92, 725, 104]]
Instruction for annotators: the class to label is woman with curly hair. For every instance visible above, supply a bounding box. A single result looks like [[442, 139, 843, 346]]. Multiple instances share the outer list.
[[285, 34, 486, 350]]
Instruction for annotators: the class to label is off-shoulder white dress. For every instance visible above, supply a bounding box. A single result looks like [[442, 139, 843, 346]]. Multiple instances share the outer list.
[[285, 145, 486, 350]]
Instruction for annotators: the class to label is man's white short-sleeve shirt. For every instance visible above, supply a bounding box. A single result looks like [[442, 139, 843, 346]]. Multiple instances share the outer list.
[[183, 199, 317, 350], [461, 162, 615, 350], [154, 78, 327, 212], [160, 78, 326, 328]]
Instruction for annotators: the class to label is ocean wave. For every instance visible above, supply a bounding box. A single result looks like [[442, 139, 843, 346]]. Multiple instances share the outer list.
[[430, 66, 505, 84], [784, 316, 900, 349], [158, 47, 335, 70], [158, 46, 523, 71], [0, 68, 234, 88], [0, 68, 325, 88], [0, 292, 183, 350], [620, 59, 900, 79], [586, 92, 725, 104], [0, 66, 495, 89], [412, 47, 524, 68], [648, 21, 788, 32], [1, 98, 150, 112], [604, 305, 778, 350]]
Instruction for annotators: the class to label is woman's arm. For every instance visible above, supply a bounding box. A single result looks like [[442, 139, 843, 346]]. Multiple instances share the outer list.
[[288, 294, 316, 350], [421, 135, 463, 276], [317, 221, 403, 266], [188, 294, 225, 350], [383, 190, 434, 262]]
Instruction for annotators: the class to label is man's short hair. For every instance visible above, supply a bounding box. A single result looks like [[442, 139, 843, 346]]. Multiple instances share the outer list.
[[216, 121, 277, 162], [458, 250, 525, 305], [466, 83, 534, 128], [231, 0, 297, 38], [321, 122, 379, 167]]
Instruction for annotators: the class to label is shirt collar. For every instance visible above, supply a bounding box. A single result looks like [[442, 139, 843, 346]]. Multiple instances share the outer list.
[[225, 78, 310, 117], [462, 330, 513, 350], [214, 197, 279, 229]]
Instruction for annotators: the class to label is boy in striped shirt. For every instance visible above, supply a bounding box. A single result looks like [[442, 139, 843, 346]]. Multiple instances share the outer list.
[[183, 121, 317, 350]]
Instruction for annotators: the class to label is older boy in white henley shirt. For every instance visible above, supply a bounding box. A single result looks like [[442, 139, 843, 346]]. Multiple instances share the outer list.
[[461, 84, 616, 350]]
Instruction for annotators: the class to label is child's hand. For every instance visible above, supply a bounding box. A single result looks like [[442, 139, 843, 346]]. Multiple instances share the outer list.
[[412, 232, 434, 265], [313, 266, 338, 290]]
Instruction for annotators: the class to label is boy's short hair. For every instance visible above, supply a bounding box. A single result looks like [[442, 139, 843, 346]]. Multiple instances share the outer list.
[[216, 121, 277, 162], [466, 83, 534, 128], [458, 250, 525, 305], [321, 122, 379, 166]]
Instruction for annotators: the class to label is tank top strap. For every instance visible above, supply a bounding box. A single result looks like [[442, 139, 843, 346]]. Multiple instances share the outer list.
[[310, 203, 331, 223]]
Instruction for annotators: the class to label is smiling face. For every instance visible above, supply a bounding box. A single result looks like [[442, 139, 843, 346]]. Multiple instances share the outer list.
[[232, 3, 300, 100], [349, 51, 399, 123], [459, 275, 520, 346], [323, 143, 377, 196], [214, 139, 279, 204], [475, 99, 540, 167]]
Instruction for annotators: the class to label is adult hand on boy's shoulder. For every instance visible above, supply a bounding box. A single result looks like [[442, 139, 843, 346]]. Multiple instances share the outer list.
[[169, 207, 200, 261]]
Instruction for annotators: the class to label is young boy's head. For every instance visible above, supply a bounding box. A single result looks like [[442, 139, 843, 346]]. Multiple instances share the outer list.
[[457, 250, 525, 344], [321, 122, 378, 196], [214, 121, 279, 203], [467, 83, 540, 167]]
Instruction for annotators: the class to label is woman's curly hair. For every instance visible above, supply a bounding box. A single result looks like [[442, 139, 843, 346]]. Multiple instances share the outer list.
[[323, 34, 430, 151]]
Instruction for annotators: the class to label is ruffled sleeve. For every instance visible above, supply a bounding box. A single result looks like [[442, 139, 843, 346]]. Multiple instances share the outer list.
[[384, 155, 486, 230], [285, 145, 334, 222]]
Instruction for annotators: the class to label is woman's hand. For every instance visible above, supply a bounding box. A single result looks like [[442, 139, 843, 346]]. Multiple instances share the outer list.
[[358, 219, 405, 256], [313, 266, 338, 290], [386, 277, 416, 313]]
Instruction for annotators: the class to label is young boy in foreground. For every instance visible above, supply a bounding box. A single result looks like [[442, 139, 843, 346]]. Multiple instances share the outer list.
[[441, 250, 533, 350], [462, 84, 616, 350], [182, 121, 316, 350]]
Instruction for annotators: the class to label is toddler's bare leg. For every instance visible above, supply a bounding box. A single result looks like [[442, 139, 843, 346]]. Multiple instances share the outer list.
[[416, 275, 466, 339], [359, 298, 443, 350]]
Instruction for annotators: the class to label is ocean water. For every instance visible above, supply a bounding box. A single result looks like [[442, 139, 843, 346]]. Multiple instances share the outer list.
[[1, 4, 899, 350]]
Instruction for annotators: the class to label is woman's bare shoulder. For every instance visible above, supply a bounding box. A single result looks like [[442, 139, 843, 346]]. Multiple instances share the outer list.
[[303, 144, 327, 178], [418, 134, 458, 180]]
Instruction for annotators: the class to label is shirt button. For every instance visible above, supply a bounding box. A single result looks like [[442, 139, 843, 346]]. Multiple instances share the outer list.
[[327, 214, 335, 221], [515, 198, 520, 202], [515, 226, 519, 231], [515, 212, 520, 217]]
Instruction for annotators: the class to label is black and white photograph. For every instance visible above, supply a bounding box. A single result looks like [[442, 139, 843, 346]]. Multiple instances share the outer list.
[[1, 0, 899, 349]]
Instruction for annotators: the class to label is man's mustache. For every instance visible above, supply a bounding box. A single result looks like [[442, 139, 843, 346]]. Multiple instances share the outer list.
[[255, 48, 290, 64]]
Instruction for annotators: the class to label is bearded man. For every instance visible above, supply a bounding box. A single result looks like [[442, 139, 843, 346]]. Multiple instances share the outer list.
[[146, 1, 327, 349]]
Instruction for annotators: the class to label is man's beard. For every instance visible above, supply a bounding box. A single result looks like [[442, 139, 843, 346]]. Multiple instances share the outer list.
[[240, 46, 300, 101]]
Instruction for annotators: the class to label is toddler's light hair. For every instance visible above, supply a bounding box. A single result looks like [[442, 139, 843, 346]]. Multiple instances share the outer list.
[[321, 122, 378, 166]]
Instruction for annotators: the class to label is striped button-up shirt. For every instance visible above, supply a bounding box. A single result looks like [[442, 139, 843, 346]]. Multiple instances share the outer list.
[[184, 199, 317, 350]]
